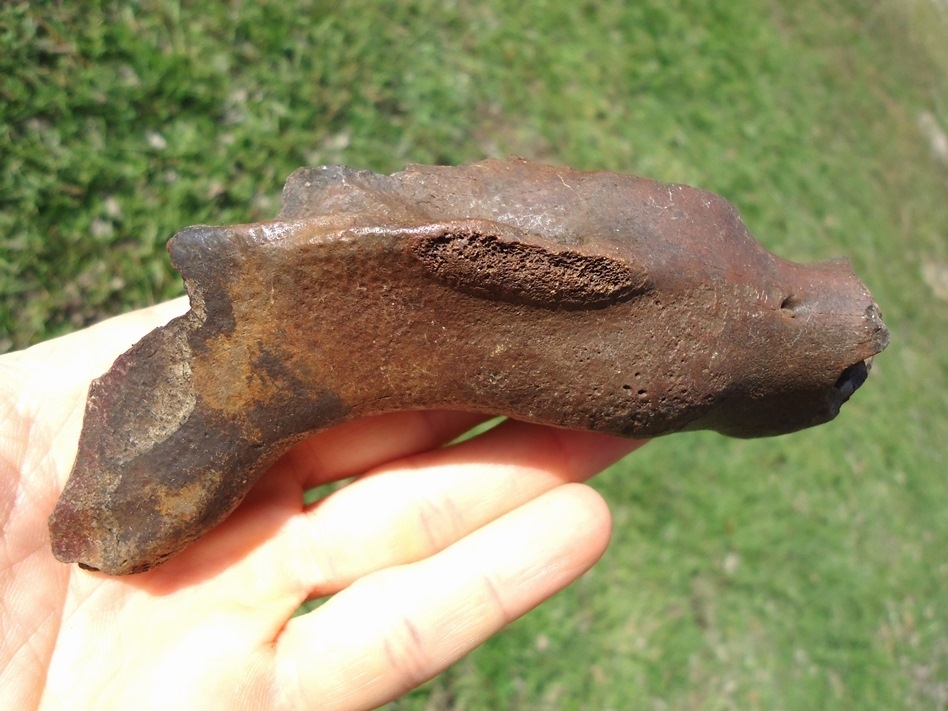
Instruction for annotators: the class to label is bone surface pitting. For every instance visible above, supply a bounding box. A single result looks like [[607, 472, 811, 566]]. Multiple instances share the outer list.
[[49, 159, 889, 574]]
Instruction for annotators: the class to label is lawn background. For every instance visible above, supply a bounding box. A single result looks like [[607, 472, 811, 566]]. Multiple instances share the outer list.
[[2, 0, 947, 708]]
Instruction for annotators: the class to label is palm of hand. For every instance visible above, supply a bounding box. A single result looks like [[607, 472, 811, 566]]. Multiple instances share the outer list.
[[0, 299, 641, 711]]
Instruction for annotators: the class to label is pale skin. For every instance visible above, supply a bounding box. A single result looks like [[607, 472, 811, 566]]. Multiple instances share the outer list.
[[0, 298, 645, 710]]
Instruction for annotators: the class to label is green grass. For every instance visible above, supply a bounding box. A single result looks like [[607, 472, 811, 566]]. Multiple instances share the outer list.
[[3, 0, 947, 708]]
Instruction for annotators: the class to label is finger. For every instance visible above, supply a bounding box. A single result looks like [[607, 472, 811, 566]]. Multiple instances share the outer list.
[[258, 409, 491, 494], [274, 483, 612, 711], [145, 410, 492, 587], [263, 420, 644, 599]]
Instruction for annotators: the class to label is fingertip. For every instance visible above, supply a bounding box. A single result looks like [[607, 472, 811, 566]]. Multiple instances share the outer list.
[[534, 482, 614, 578], [273, 482, 616, 710]]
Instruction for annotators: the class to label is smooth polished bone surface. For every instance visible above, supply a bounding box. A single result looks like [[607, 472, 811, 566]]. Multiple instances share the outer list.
[[49, 158, 889, 574]]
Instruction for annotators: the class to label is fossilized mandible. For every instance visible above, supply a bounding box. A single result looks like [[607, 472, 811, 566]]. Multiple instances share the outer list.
[[49, 158, 889, 574]]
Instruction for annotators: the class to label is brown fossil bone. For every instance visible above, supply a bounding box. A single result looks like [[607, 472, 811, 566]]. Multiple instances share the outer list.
[[49, 158, 889, 574]]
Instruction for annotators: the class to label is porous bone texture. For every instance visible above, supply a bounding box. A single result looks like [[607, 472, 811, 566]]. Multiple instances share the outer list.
[[48, 158, 889, 574]]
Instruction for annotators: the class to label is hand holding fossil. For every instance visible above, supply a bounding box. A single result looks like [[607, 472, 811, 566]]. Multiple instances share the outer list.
[[0, 302, 642, 710]]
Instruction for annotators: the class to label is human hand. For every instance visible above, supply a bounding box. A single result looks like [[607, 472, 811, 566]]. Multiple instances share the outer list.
[[0, 299, 645, 710]]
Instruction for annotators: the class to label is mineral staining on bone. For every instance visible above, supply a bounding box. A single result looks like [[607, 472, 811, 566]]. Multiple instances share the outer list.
[[48, 159, 889, 575]]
